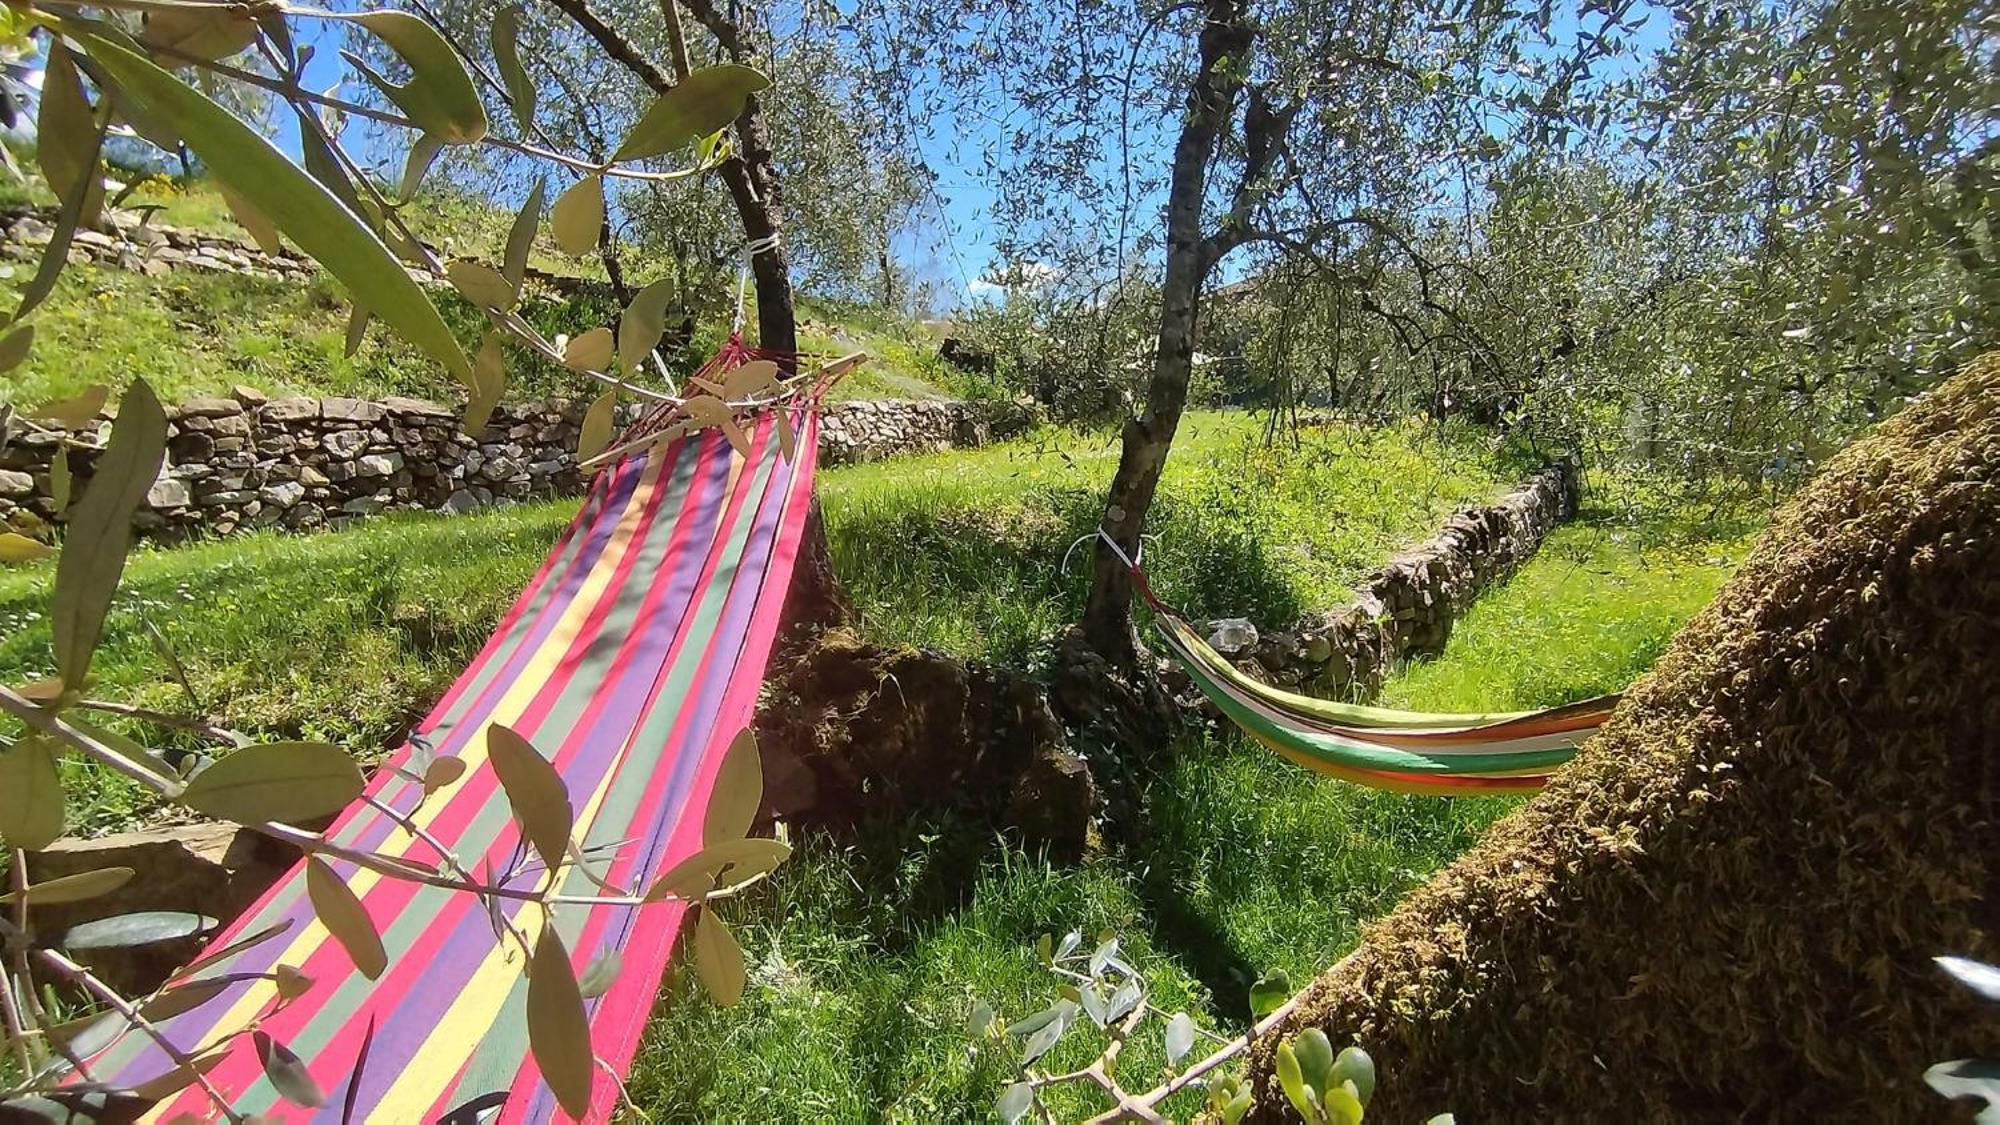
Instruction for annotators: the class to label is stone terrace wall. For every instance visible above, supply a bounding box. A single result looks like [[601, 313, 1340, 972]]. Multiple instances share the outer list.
[[1191, 460, 1580, 700], [0, 392, 1035, 541]]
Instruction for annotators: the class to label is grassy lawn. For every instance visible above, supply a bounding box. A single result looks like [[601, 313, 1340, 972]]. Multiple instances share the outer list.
[[1, 177, 966, 407], [0, 414, 1509, 828], [822, 415, 1512, 664], [623, 495, 1756, 1121], [0, 414, 1747, 1117]]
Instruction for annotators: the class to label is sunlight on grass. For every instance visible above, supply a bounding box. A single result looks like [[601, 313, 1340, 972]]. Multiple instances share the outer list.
[[819, 413, 1510, 664], [0, 401, 1753, 1119], [624, 495, 1759, 1121]]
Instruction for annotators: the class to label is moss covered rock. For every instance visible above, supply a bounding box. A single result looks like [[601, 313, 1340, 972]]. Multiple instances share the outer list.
[[1251, 354, 2000, 1121]]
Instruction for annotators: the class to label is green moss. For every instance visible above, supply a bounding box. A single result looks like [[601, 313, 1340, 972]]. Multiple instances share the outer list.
[[1260, 353, 2000, 1121]]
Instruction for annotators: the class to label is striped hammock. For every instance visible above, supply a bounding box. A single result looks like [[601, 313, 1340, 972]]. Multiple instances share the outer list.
[[91, 399, 822, 1122], [1135, 562, 1617, 796]]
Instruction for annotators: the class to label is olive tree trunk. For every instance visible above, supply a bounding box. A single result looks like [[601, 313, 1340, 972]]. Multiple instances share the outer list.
[[1078, 0, 1253, 664]]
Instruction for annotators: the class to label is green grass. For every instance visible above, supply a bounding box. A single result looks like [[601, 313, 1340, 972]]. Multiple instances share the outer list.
[[0, 418, 1748, 1118], [1377, 499, 1756, 711], [820, 414, 1512, 664], [622, 492, 1756, 1121], [1, 174, 964, 407], [0, 504, 572, 833]]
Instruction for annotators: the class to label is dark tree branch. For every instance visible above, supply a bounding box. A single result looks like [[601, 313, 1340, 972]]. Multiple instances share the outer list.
[[543, 0, 674, 94]]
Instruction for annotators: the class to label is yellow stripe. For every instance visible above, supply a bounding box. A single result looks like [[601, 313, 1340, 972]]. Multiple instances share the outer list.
[[375, 440, 751, 1115], [1260, 735, 1548, 796], [144, 457, 671, 1121]]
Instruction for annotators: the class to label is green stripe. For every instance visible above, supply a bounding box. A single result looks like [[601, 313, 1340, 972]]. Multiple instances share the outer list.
[[232, 452, 708, 1118], [1176, 644, 1575, 775], [1159, 615, 1535, 728], [443, 432, 787, 1108]]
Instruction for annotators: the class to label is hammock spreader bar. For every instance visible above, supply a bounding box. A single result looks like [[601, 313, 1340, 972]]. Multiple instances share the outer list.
[[1123, 540, 1616, 795], [93, 348, 836, 1123]]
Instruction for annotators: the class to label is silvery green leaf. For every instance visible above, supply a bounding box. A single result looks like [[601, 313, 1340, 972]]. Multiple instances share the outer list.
[[1937, 956, 2000, 1003], [997, 1081, 1034, 1124], [1107, 977, 1143, 1023], [1088, 936, 1119, 979], [1020, 1005, 1070, 1065], [1165, 1011, 1196, 1066]]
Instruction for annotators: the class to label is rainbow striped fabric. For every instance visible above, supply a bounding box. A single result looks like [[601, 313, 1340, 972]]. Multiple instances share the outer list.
[[94, 407, 820, 1122], [1146, 588, 1616, 796]]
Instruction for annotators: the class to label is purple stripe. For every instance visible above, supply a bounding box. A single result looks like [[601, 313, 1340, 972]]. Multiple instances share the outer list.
[[332, 440, 742, 1107]]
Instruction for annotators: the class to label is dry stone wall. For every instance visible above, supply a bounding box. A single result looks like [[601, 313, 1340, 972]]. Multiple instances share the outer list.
[[0, 391, 1036, 541], [1188, 460, 1580, 700]]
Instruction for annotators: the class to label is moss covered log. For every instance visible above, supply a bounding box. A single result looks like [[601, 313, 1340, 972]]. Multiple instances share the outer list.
[[1250, 353, 2000, 1121]]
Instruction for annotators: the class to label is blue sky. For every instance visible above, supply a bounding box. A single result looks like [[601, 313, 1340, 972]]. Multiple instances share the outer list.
[[69, 2, 1668, 310]]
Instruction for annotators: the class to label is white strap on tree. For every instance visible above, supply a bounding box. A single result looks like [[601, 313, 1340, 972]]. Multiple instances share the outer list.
[[732, 234, 782, 336], [1061, 526, 1147, 577]]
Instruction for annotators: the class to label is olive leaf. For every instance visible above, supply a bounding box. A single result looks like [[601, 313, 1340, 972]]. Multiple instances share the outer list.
[[0, 323, 33, 373], [681, 397, 751, 460], [693, 908, 746, 1007], [0, 533, 54, 564], [703, 727, 763, 845], [39, 44, 105, 233], [577, 946, 621, 999], [966, 999, 995, 1038], [138, 976, 236, 1022], [51, 378, 166, 690], [342, 11, 487, 144], [617, 279, 675, 373], [0, 734, 64, 850], [72, 25, 475, 385], [1165, 1011, 1197, 1065], [216, 182, 280, 255], [398, 133, 446, 201], [503, 176, 545, 291], [15, 109, 104, 324], [525, 922, 593, 1119], [997, 1082, 1034, 1125], [128, 1051, 228, 1102], [491, 6, 537, 136], [775, 406, 797, 462], [48, 446, 71, 515], [46, 1010, 127, 1061], [171, 919, 294, 981], [306, 856, 386, 979], [577, 390, 616, 463], [562, 327, 615, 372], [446, 261, 516, 311], [274, 963, 313, 1000], [1018, 999, 1076, 1064], [344, 304, 371, 358], [254, 1030, 324, 1108], [140, 6, 261, 62], [60, 912, 215, 951], [422, 755, 467, 794], [462, 333, 507, 436], [486, 724, 574, 877], [0, 867, 134, 908], [613, 64, 771, 161], [29, 385, 109, 429], [550, 176, 604, 256], [297, 106, 365, 220], [644, 837, 791, 902], [178, 742, 363, 825]]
